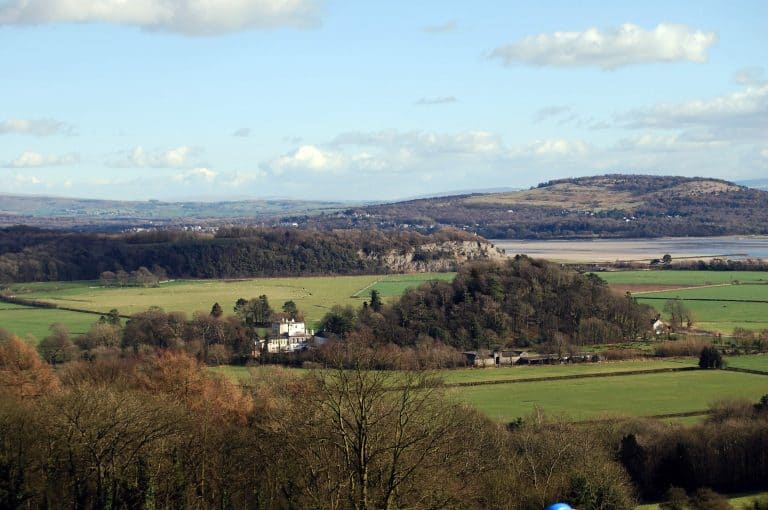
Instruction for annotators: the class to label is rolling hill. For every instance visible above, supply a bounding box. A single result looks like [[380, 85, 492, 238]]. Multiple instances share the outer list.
[[3, 175, 768, 239], [304, 175, 768, 239]]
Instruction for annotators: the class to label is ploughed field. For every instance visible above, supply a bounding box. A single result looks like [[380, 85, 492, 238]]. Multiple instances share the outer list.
[[1, 273, 455, 340], [598, 270, 768, 333]]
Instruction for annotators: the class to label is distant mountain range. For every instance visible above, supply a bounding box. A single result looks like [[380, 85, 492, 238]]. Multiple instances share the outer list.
[[0, 194, 355, 230], [3, 175, 768, 238]]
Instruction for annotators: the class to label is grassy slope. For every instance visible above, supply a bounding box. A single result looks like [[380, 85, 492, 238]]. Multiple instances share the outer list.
[[596, 270, 768, 333], [2, 273, 455, 341], [597, 270, 768, 286], [636, 284, 768, 333], [0, 302, 99, 339], [211, 359, 768, 424], [726, 354, 768, 371], [449, 370, 768, 422]]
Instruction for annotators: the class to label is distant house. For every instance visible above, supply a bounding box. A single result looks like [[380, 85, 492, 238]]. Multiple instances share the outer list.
[[652, 318, 666, 335], [258, 318, 315, 354], [463, 350, 528, 367]]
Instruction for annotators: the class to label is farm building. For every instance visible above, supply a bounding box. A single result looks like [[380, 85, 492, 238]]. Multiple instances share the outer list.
[[463, 350, 528, 367]]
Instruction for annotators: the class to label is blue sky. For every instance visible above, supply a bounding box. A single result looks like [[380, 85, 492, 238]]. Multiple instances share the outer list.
[[1, 0, 766, 201]]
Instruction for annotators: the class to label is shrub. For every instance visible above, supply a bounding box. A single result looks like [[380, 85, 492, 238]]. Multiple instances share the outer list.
[[699, 346, 724, 369]]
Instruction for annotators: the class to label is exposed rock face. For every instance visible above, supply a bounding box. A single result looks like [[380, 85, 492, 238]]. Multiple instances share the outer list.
[[363, 240, 505, 272]]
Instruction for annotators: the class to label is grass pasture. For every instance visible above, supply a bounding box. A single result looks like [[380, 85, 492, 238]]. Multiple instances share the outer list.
[[1, 272, 453, 341], [0, 302, 98, 340], [635, 283, 768, 333], [597, 270, 768, 287], [595, 270, 768, 333], [450, 369, 768, 423], [726, 354, 768, 372], [210, 359, 768, 425]]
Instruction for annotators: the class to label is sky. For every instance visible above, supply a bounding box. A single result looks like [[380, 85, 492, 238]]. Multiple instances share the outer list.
[[1, 0, 766, 202]]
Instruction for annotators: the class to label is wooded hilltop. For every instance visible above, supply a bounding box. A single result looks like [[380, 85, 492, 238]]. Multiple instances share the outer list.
[[0, 226, 500, 283]]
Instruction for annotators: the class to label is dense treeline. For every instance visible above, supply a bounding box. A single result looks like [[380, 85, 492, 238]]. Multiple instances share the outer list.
[[328, 257, 655, 351], [303, 175, 768, 239], [3, 332, 768, 509], [0, 226, 481, 283], [617, 399, 768, 501]]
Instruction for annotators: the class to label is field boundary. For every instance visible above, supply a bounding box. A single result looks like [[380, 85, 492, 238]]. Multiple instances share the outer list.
[[573, 409, 712, 424], [725, 367, 768, 376], [351, 275, 389, 298], [0, 295, 129, 319], [636, 296, 768, 304], [440, 366, 699, 388]]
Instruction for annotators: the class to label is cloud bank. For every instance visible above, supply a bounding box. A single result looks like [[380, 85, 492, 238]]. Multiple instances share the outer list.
[[107, 145, 201, 168], [3, 151, 79, 168], [491, 23, 717, 69], [0, 118, 75, 136], [0, 0, 320, 35]]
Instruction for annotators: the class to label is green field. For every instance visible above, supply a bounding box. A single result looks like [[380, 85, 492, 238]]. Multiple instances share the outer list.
[[0, 302, 99, 340], [440, 359, 695, 383], [597, 270, 768, 286], [354, 273, 455, 297], [450, 370, 768, 422], [210, 359, 697, 385], [593, 270, 768, 333], [726, 354, 768, 372], [636, 283, 768, 333], [210, 359, 768, 424], [2, 273, 454, 341], [637, 491, 768, 509]]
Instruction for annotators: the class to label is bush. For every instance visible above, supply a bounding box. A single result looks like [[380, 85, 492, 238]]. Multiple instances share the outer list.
[[699, 346, 724, 369]]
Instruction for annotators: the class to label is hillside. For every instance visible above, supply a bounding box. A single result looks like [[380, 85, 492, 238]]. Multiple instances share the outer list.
[[0, 194, 353, 230], [304, 175, 768, 239], [0, 226, 500, 283]]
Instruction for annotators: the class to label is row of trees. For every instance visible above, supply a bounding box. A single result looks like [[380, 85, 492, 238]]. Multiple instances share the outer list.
[[99, 266, 168, 287], [4, 332, 767, 509], [0, 226, 482, 283]]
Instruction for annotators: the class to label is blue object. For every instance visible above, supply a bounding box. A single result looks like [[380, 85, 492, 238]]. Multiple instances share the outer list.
[[545, 504, 573, 510]]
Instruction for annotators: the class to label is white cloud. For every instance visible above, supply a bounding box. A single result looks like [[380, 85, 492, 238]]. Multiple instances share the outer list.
[[0, 0, 320, 36], [528, 139, 591, 157], [3, 151, 79, 168], [422, 20, 456, 34], [219, 170, 266, 187], [613, 133, 728, 152], [172, 167, 218, 183], [331, 129, 503, 156], [734, 67, 766, 86], [491, 23, 717, 69], [533, 105, 571, 123], [0, 118, 75, 136], [13, 174, 43, 186], [232, 127, 252, 137], [415, 96, 457, 105], [108, 145, 200, 168], [269, 145, 344, 174], [617, 83, 768, 140]]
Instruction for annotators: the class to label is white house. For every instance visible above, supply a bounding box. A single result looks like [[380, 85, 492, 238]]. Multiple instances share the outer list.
[[259, 318, 315, 353]]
